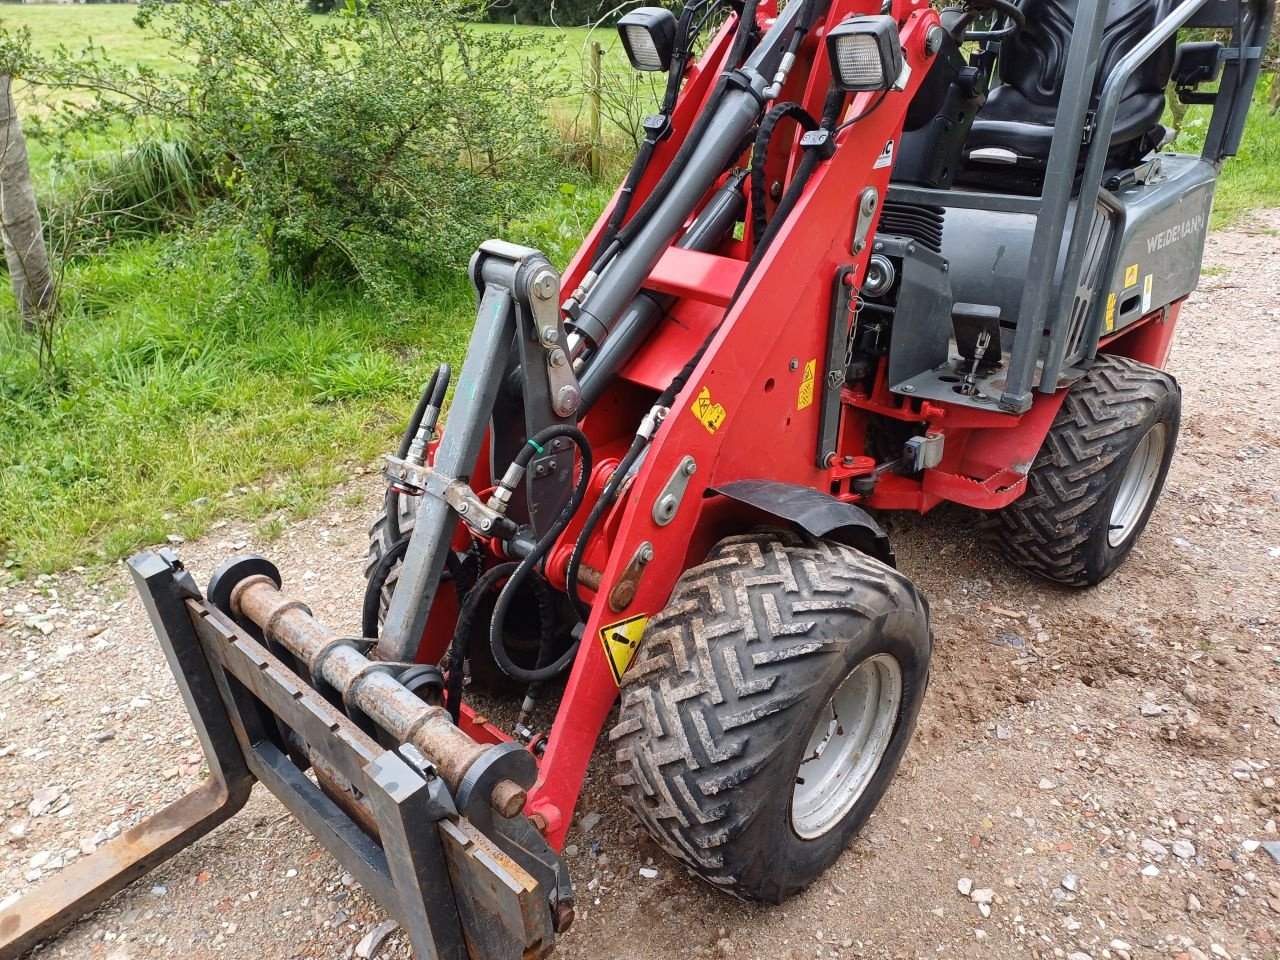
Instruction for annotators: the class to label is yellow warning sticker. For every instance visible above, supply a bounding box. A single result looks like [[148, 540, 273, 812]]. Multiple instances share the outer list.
[[796, 359, 817, 410], [1141, 273, 1153, 313], [599, 614, 649, 685], [1105, 293, 1117, 332], [1124, 264, 1139, 288], [691, 386, 727, 434]]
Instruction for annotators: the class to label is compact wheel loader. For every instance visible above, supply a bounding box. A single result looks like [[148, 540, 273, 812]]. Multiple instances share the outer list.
[[3, 0, 1272, 956]]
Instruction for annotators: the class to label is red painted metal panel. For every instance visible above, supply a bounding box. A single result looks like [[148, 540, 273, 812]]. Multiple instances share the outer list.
[[643, 247, 747, 306]]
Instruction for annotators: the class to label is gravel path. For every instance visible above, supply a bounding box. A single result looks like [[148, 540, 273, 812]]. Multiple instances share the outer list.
[[2, 212, 1278, 960]]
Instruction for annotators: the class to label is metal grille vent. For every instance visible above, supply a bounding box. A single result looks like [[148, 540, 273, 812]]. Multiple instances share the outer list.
[[876, 201, 945, 253], [1062, 204, 1115, 365]]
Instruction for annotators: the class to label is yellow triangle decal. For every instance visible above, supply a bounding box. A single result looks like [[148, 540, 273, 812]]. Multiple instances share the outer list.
[[598, 614, 649, 685]]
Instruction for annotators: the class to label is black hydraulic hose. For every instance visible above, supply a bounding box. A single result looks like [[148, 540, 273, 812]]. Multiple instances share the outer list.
[[361, 535, 469, 642], [395, 363, 450, 460], [564, 432, 646, 620], [590, 1, 721, 271], [488, 425, 594, 684], [397, 371, 437, 460], [521, 577, 562, 707], [443, 561, 518, 722], [611, 0, 760, 252], [385, 363, 450, 542], [750, 102, 818, 248]]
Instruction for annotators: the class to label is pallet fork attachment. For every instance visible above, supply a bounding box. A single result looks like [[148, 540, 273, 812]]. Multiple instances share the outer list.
[[0, 550, 568, 960]]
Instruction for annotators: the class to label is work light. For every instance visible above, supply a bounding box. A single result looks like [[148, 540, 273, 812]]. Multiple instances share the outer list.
[[825, 15, 904, 92], [617, 7, 678, 73]]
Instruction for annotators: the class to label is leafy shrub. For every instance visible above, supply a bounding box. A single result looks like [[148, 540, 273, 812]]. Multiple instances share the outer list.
[[20, 0, 568, 296]]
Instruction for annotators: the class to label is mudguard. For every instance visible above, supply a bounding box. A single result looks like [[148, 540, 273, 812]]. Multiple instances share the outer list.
[[712, 479, 896, 567]]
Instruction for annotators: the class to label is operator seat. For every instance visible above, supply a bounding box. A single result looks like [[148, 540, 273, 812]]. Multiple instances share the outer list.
[[960, 0, 1177, 189]]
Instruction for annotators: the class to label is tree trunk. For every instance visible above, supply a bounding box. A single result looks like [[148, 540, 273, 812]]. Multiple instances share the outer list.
[[0, 75, 55, 333], [1269, 59, 1279, 116]]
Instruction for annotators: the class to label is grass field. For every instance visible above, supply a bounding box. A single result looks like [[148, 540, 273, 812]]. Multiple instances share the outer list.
[[1, 4, 1277, 575]]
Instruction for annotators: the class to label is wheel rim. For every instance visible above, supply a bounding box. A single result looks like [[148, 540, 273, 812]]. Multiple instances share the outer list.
[[790, 654, 903, 840], [1107, 422, 1168, 548]]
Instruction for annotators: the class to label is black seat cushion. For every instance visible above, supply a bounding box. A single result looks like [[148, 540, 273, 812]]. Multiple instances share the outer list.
[[964, 0, 1176, 168]]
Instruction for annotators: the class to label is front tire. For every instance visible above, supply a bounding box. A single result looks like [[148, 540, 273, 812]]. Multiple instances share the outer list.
[[609, 531, 931, 903], [992, 354, 1180, 587]]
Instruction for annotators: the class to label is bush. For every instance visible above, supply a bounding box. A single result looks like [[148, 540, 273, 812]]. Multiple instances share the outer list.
[[19, 0, 568, 296]]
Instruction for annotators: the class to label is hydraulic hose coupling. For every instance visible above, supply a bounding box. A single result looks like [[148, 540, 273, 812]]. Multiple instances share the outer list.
[[405, 404, 440, 468], [637, 404, 670, 441], [764, 50, 797, 100], [487, 461, 527, 516]]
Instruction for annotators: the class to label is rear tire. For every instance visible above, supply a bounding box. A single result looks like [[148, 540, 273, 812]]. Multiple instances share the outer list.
[[992, 354, 1180, 587], [610, 531, 931, 903], [364, 489, 420, 626]]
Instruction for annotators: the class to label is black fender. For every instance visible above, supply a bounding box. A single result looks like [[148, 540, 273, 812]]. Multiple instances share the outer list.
[[709, 479, 895, 568]]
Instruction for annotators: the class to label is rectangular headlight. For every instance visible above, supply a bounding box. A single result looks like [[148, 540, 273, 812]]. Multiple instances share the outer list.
[[826, 15, 903, 92], [618, 8, 678, 73]]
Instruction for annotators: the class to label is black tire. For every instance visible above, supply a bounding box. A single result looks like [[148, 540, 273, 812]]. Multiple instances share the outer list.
[[992, 354, 1180, 587], [609, 531, 931, 903], [364, 489, 420, 626]]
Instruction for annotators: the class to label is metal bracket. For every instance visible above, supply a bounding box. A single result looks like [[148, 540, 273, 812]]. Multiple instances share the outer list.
[[383, 455, 514, 539], [608, 542, 654, 613], [651, 456, 697, 526], [818, 266, 858, 469], [904, 432, 945, 472], [851, 187, 879, 255], [526, 264, 582, 420]]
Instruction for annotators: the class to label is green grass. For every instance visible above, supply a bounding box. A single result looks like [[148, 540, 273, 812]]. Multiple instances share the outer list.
[[2, 4, 179, 72], [0, 233, 475, 572], [1, 5, 622, 89]]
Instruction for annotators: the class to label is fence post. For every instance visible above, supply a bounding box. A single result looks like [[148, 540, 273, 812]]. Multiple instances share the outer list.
[[589, 41, 604, 179]]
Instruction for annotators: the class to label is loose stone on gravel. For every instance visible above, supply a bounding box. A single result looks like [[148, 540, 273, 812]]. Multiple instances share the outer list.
[[27, 786, 65, 818], [1172, 839, 1196, 860], [354, 919, 398, 959], [957, 877, 973, 897], [1060, 874, 1080, 892]]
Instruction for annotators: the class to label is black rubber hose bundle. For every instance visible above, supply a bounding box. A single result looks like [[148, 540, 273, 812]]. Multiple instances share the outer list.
[[361, 535, 470, 642], [437, 560, 515, 721], [487, 425, 594, 684], [749, 102, 818, 248]]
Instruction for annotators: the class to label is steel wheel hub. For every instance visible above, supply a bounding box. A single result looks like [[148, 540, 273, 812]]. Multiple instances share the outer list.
[[790, 653, 903, 840], [1108, 422, 1168, 548]]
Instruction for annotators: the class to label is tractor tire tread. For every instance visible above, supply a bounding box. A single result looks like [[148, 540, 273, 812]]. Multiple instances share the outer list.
[[609, 531, 929, 902], [991, 354, 1178, 586]]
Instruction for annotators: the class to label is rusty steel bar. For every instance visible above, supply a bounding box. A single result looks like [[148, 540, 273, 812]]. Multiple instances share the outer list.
[[574, 563, 604, 592], [230, 576, 527, 818], [0, 779, 246, 960]]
